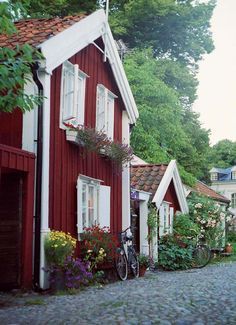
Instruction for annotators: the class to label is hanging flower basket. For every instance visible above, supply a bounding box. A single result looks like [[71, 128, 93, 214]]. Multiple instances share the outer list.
[[64, 123, 133, 168]]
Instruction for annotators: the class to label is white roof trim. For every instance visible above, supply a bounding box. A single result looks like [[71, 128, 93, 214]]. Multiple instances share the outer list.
[[38, 9, 138, 124], [152, 160, 189, 213]]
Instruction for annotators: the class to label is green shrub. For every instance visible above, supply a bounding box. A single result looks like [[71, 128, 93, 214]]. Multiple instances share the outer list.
[[174, 213, 200, 239], [158, 235, 193, 271], [227, 231, 236, 243]]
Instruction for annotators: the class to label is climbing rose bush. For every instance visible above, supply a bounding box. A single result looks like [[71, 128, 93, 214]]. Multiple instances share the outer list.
[[188, 194, 227, 247]]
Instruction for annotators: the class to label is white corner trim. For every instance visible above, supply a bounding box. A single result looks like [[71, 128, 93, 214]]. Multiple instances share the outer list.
[[152, 160, 188, 213], [38, 71, 51, 231], [39, 9, 138, 125]]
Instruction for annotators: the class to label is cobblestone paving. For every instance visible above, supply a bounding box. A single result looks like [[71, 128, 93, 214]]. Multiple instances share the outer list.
[[0, 262, 236, 325]]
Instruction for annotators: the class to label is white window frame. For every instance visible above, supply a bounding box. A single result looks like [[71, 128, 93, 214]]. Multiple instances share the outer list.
[[210, 172, 218, 181], [77, 175, 111, 235], [60, 60, 88, 129], [96, 84, 117, 140], [232, 171, 236, 180], [231, 193, 236, 208]]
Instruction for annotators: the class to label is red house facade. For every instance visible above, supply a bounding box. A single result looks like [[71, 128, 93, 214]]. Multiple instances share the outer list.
[[0, 10, 138, 290]]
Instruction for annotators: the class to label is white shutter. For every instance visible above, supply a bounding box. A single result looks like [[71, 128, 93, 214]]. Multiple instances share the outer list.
[[96, 86, 105, 131], [77, 177, 83, 236], [107, 94, 114, 140], [73, 64, 79, 119], [99, 185, 111, 228], [169, 207, 174, 234], [159, 205, 165, 237], [77, 73, 85, 125]]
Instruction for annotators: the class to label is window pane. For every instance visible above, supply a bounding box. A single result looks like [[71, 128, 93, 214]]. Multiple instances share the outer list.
[[88, 186, 95, 226], [63, 68, 75, 121]]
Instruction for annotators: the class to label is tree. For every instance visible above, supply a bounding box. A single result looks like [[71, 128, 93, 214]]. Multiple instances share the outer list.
[[207, 140, 236, 169], [0, 2, 42, 113], [110, 0, 216, 68], [125, 48, 208, 185], [10, 0, 100, 17]]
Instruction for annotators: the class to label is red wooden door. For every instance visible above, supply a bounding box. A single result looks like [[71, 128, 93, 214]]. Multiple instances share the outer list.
[[0, 171, 23, 290]]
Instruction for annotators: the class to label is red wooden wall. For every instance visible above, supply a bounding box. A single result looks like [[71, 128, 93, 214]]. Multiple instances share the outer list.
[[49, 39, 125, 237], [163, 180, 181, 213], [0, 109, 22, 148]]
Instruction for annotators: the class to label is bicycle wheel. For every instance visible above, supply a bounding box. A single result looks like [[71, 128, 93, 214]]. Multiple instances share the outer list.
[[116, 250, 128, 281], [130, 252, 139, 278], [192, 245, 211, 268]]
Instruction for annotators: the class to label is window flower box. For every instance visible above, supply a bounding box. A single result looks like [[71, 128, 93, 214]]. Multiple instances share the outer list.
[[66, 129, 84, 147]]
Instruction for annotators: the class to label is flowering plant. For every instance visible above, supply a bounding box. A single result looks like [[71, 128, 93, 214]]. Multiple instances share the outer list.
[[65, 124, 133, 168], [188, 194, 227, 247], [81, 225, 118, 270], [44, 230, 77, 267], [63, 256, 92, 289]]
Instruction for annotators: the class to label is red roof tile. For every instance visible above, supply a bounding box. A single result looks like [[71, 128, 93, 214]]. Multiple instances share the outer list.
[[131, 164, 168, 198], [0, 15, 86, 49], [193, 181, 230, 203]]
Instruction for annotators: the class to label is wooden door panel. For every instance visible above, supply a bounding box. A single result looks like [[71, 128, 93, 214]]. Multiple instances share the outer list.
[[0, 172, 22, 289]]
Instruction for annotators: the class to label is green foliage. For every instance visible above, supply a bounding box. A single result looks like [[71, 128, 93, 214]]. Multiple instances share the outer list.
[[0, 1, 43, 113], [174, 213, 200, 239], [125, 49, 209, 183], [147, 204, 158, 241], [158, 234, 193, 270], [188, 193, 226, 248], [207, 139, 236, 169], [138, 254, 149, 268], [110, 0, 216, 67], [226, 231, 236, 243], [10, 0, 100, 17]]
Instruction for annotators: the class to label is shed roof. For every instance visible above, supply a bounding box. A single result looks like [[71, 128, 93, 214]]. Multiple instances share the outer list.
[[192, 180, 230, 204]]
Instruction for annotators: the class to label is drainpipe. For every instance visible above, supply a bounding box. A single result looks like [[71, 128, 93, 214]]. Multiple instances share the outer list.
[[31, 62, 43, 290]]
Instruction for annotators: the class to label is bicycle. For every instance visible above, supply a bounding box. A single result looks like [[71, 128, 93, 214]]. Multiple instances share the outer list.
[[115, 226, 139, 280], [191, 235, 211, 268]]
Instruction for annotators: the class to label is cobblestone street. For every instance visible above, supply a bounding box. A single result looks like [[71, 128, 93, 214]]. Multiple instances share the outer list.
[[0, 262, 236, 325]]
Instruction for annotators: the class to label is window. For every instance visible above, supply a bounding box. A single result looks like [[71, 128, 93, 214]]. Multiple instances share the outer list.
[[159, 202, 174, 237], [232, 171, 236, 180], [210, 172, 218, 181], [77, 175, 111, 234], [60, 60, 87, 128], [96, 84, 116, 140], [231, 193, 236, 208]]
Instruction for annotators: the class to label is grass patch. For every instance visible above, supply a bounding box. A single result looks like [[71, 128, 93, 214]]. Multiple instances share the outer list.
[[24, 298, 46, 306], [100, 300, 126, 308]]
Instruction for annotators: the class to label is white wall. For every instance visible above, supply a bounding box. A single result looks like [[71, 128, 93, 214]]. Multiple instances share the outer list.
[[211, 182, 236, 215]]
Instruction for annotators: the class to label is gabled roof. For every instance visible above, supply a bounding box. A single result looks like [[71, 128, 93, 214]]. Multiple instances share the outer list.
[[131, 160, 188, 213], [192, 181, 230, 204], [0, 15, 86, 48], [0, 10, 138, 124], [131, 163, 168, 196]]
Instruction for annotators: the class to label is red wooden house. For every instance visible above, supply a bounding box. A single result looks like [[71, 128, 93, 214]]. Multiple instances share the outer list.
[[0, 10, 138, 290], [131, 160, 188, 259]]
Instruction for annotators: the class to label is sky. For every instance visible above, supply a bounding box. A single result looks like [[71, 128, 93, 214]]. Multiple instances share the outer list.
[[193, 0, 236, 145]]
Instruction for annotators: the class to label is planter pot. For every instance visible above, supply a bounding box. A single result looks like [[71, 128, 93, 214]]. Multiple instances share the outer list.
[[225, 245, 233, 253], [139, 266, 147, 277], [50, 269, 66, 291]]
